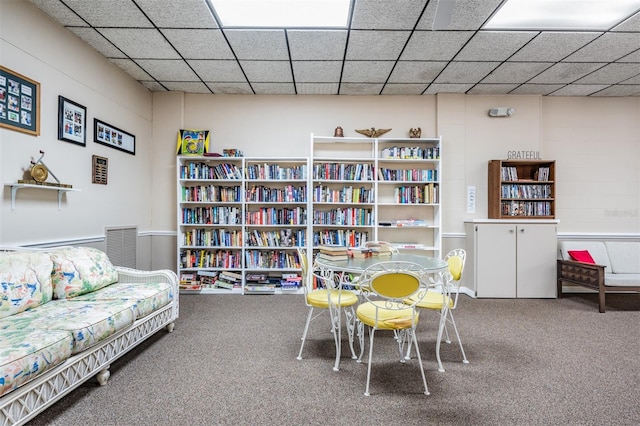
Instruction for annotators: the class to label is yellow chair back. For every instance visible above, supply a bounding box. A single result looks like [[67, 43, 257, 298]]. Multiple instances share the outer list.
[[370, 271, 420, 299], [447, 256, 463, 281]]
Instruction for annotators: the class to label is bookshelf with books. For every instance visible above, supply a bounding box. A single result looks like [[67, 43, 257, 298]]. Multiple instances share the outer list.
[[309, 134, 442, 263], [487, 160, 555, 219]]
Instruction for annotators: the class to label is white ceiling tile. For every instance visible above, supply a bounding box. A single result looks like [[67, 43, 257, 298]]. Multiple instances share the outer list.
[[381, 84, 427, 95], [575, 63, 640, 85], [339, 83, 385, 95], [434, 62, 499, 83], [109, 59, 152, 80], [417, 0, 504, 30], [611, 11, 640, 31], [99, 28, 180, 59], [467, 84, 520, 94], [528, 63, 606, 84], [509, 32, 601, 62], [240, 61, 292, 83], [224, 30, 288, 60], [163, 29, 234, 60], [141, 81, 166, 91], [252, 83, 296, 95], [342, 61, 395, 82], [135, 59, 199, 81], [351, 0, 427, 30], [621, 74, 640, 84], [68, 27, 127, 58], [297, 83, 340, 95], [206, 82, 253, 94], [616, 49, 640, 62], [292, 61, 342, 83], [401, 31, 474, 61], [287, 30, 348, 60], [387, 62, 448, 83], [136, 0, 218, 28], [29, 0, 87, 26], [346, 30, 411, 60], [550, 85, 610, 96], [481, 62, 552, 84], [510, 84, 564, 95], [423, 83, 474, 94], [162, 82, 211, 93], [188, 60, 246, 82], [564, 32, 640, 62], [589, 85, 640, 96], [61, 0, 153, 27], [456, 31, 537, 61]]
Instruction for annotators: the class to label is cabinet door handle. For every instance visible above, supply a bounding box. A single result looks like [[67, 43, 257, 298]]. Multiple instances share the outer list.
[[509, 229, 514, 233], [520, 228, 525, 233]]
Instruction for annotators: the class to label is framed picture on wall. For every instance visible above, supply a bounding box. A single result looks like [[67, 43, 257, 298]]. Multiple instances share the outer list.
[[0, 65, 40, 136], [58, 96, 87, 146], [94, 118, 135, 155]]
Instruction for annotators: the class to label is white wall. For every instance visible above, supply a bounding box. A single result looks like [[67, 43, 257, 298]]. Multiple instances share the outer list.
[[1, 1, 153, 256]]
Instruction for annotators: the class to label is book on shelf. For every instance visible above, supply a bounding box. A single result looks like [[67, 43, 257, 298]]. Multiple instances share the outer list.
[[245, 284, 276, 294], [179, 273, 202, 291]]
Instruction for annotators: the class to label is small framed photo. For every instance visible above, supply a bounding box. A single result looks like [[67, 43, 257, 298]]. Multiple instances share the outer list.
[[177, 129, 210, 155], [58, 96, 87, 146], [0, 65, 40, 136], [94, 118, 135, 155]]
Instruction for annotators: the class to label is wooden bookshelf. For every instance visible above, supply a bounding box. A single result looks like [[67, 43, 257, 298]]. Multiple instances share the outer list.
[[488, 159, 555, 219]]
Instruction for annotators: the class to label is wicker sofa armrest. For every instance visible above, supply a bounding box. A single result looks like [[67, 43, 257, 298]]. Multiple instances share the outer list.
[[115, 266, 180, 320]]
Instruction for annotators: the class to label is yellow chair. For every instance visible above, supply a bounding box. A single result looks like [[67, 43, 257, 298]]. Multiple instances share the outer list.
[[296, 247, 359, 371], [407, 249, 469, 372], [355, 260, 434, 396]]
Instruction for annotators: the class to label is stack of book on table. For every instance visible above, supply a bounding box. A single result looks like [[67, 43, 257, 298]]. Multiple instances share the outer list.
[[348, 246, 372, 258], [317, 245, 349, 261]]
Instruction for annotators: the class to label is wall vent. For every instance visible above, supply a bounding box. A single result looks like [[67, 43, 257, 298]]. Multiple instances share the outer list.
[[106, 226, 137, 268]]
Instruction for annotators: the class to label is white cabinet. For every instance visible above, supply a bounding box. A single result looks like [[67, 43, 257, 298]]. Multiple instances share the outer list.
[[465, 220, 558, 298]]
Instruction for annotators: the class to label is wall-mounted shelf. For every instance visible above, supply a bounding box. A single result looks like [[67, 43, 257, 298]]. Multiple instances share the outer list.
[[5, 183, 81, 210]]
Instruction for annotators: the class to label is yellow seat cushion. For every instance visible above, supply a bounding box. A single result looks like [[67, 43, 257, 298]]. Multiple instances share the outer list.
[[306, 289, 358, 308], [357, 301, 419, 330], [407, 291, 453, 310]]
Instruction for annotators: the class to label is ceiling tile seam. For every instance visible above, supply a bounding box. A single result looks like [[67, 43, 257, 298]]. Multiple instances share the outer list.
[[337, 0, 357, 95], [608, 9, 640, 30], [284, 30, 297, 95], [378, 0, 431, 95]]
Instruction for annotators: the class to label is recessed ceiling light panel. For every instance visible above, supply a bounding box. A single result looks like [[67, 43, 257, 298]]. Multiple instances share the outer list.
[[208, 0, 351, 28], [484, 0, 640, 31]]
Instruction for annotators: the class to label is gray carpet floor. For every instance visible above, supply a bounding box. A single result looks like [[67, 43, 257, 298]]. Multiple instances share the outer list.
[[28, 292, 640, 425]]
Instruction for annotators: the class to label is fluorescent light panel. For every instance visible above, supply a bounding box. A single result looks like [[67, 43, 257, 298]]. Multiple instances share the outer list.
[[208, 0, 350, 27], [484, 0, 640, 30]]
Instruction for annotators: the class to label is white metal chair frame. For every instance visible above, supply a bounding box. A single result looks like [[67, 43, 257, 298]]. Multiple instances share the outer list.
[[296, 248, 358, 371], [355, 260, 438, 396], [406, 248, 469, 372]]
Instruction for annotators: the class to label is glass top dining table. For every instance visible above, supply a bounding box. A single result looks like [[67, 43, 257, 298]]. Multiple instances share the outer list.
[[312, 252, 448, 371]]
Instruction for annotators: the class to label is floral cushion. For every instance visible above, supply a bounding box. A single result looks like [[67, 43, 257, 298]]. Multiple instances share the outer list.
[[49, 247, 118, 299], [0, 329, 73, 397], [71, 281, 173, 319], [0, 300, 135, 354], [0, 251, 53, 319]]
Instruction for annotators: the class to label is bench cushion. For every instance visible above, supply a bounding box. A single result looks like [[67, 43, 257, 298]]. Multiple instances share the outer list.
[[605, 273, 640, 287], [49, 247, 119, 299], [0, 300, 135, 354], [0, 251, 53, 319], [71, 281, 173, 319], [0, 329, 73, 397], [605, 242, 640, 274], [560, 241, 612, 270]]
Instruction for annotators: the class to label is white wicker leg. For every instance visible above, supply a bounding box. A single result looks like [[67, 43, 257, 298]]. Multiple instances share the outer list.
[[166, 322, 175, 333], [96, 366, 111, 386]]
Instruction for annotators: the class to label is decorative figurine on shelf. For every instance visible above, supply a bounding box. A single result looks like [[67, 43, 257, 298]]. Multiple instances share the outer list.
[[355, 127, 391, 138], [19, 150, 72, 188], [409, 127, 422, 138], [334, 126, 344, 137]]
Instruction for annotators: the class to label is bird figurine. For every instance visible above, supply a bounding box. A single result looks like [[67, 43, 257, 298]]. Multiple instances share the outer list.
[[409, 127, 422, 138], [355, 127, 392, 138]]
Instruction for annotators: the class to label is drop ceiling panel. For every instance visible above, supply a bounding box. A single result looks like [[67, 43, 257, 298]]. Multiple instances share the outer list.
[[563, 32, 640, 62], [509, 32, 602, 62], [401, 31, 474, 61], [575, 63, 640, 85], [423, 83, 475, 94], [550, 85, 610, 96], [136, 59, 199, 81], [510, 84, 565, 95], [467, 84, 520, 94], [287, 30, 348, 60], [416, 0, 504, 30], [345, 30, 411, 60], [206, 82, 253, 94], [611, 12, 640, 31], [163, 82, 211, 93], [68, 28, 127, 58], [61, 0, 153, 27], [297, 83, 340, 95], [342, 61, 395, 82], [481, 62, 551, 84], [381, 83, 428, 95], [454, 31, 537, 61], [388, 61, 448, 83], [434, 62, 500, 83], [99, 28, 180, 59], [240, 61, 293, 83], [136, 0, 219, 29], [188, 60, 246, 82], [224, 30, 289, 60], [292, 61, 343, 83], [339, 83, 385, 95], [109, 59, 153, 80], [592, 85, 640, 96], [617, 49, 640, 62], [252, 83, 296, 95], [28, 0, 87, 26], [528, 63, 607, 84], [351, 0, 426, 30], [163, 29, 234, 60]]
